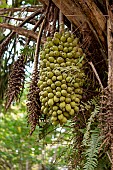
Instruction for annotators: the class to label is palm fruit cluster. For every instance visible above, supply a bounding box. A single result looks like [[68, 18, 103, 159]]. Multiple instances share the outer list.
[[38, 31, 85, 125]]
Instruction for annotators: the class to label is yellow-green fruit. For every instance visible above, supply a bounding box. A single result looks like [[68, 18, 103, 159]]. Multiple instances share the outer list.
[[59, 102, 65, 109], [62, 52, 67, 58], [52, 76, 57, 81], [54, 32, 61, 39], [52, 121, 59, 125], [47, 79, 53, 85], [65, 97, 71, 103], [46, 87, 52, 93], [60, 96, 65, 102], [61, 90, 67, 96], [74, 106, 79, 112], [52, 111, 57, 117], [56, 91, 61, 97], [57, 57, 64, 64], [53, 38, 59, 45], [66, 104, 71, 112], [51, 83, 56, 89], [43, 108, 48, 114], [57, 110, 62, 115], [49, 57, 54, 63], [61, 116, 67, 123], [48, 93, 54, 98], [54, 96, 59, 102], [61, 84, 67, 90], [53, 106, 58, 111], [58, 114, 64, 120], [54, 70, 61, 76], [51, 116, 57, 121], [70, 101, 76, 108], [55, 81, 61, 87], [63, 112, 70, 118], [57, 75, 62, 81], [61, 36, 66, 42], [48, 99, 54, 106], [47, 72, 54, 78], [75, 98, 80, 103], [52, 45, 58, 51], [69, 109, 75, 116]]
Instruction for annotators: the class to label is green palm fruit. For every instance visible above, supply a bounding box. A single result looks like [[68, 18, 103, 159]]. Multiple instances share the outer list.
[[47, 37, 52, 41], [52, 121, 59, 125], [57, 75, 63, 81], [61, 116, 67, 123], [46, 87, 52, 93], [52, 111, 57, 117], [57, 110, 62, 115], [65, 97, 71, 103], [51, 83, 56, 89], [61, 90, 67, 96], [55, 81, 61, 87], [49, 57, 54, 63], [58, 114, 64, 120], [67, 52, 73, 59], [57, 57, 64, 64], [63, 47, 68, 53], [53, 90, 56, 94], [61, 36, 66, 42], [49, 51, 54, 57], [67, 87, 73, 93], [66, 104, 71, 112], [74, 83, 79, 88], [63, 112, 70, 118], [74, 106, 79, 112], [37, 80, 43, 87], [75, 88, 83, 94], [62, 52, 67, 58], [54, 32, 61, 39], [41, 106, 44, 111], [43, 91, 48, 97], [73, 47, 78, 52], [53, 38, 59, 45], [67, 37, 73, 43], [59, 102, 65, 109], [56, 91, 61, 97], [54, 70, 61, 76], [48, 98, 54, 106], [68, 46, 73, 52], [43, 108, 48, 114], [64, 42, 69, 47], [62, 73, 67, 79], [69, 109, 74, 116], [72, 38, 79, 46], [70, 101, 76, 108], [52, 76, 57, 81], [64, 31, 71, 38], [56, 87, 61, 91], [48, 93, 54, 98], [54, 51, 59, 57], [58, 45, 63, 51], [60, 63, 66, 67], [75, 98, 80, 103], [53, 106, 58, 111], [47, 72, 54, 78], [45, 48, 49, 54], [52, 46, 58, 51], [47, 79, 53, 85], [59, 95, 65, 101], [50, 63, 55, 69], [61, 84, 67, 90], [66, 76, 72, 82], [76, 52, 81, 58], [51, 116, 57, 121], [54, 96, 59, 102]]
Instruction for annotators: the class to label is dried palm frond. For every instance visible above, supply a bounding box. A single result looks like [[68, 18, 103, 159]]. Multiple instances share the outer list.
[[5, 55, 25, 110], [27, 70, 41, 135]]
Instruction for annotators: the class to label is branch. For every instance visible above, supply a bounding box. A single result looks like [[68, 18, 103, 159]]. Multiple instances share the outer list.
[[0, 23, 38, 40], [0, 8, 44, 57], [0, 15, 36, 25], [89, 61, 104, 90], [0, 6, 43, 14]]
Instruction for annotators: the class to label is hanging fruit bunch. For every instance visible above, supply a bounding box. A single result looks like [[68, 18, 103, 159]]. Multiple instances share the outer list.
[[38, 31, 85, 125]]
